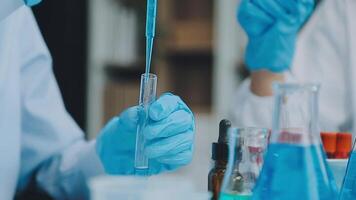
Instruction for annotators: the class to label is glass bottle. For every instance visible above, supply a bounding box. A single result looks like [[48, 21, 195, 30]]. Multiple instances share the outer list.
[[209, 160, 228, 200], [252, 83, 338, 200], [220, 128, 269, 200], [208, 120, 231, 200]]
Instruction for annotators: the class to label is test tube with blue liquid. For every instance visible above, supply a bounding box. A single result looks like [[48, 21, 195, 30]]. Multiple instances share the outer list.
[[134, 73, 157, 175]]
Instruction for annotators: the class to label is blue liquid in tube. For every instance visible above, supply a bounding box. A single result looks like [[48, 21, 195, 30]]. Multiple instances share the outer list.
[[145, 0, 157, 76]]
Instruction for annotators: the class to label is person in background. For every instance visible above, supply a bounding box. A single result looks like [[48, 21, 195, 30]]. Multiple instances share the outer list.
[[231, 0, 356, 136], [0, 1, 195, 200]]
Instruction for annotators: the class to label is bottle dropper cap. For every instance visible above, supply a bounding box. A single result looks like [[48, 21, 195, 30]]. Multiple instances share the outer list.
[[212, 120, 231, 161], [335, 133, 352, 159], [218, 119, 231, 143]]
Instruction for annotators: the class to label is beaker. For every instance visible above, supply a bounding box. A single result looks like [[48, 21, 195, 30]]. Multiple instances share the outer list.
[[220, 127, 269, 200], [135, 73, 157, 175], [252, 83, 338, 200]]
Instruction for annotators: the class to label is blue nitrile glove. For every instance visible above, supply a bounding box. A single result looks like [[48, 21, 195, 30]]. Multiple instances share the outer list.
[[96, 93, 195, 175], [24, 0, 42, 6], [238, 0, 314, 72]]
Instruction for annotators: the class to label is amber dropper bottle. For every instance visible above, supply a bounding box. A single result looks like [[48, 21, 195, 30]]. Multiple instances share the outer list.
[[208, 119, 231, 200]]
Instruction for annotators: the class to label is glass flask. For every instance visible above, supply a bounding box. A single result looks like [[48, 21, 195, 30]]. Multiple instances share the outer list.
[[252, 83, 338, 200], [220, 128, 269, 200], [340, 140, 356, 200]]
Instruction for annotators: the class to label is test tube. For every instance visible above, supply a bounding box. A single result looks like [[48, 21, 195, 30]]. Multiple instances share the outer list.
[[135, 73, 157, 175]]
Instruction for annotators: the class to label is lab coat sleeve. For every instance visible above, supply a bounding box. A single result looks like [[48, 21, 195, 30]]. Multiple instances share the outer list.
[[16, 7, 104, 199], [229, 79, 274, 128], [229, 73, 294, 128]]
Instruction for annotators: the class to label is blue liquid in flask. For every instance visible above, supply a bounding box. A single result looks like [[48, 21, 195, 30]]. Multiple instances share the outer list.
[[252, 143, 338, 200], [220, 193, 251, 200], [340, 151, 356, 200]]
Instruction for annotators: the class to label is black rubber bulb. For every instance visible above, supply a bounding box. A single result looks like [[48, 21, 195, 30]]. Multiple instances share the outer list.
[[218, 119, 231, 143]]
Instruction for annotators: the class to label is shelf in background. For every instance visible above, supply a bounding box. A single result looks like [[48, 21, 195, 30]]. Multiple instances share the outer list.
[[103, 64, 143, 122], [105, 62, 145, 81], [165, 20, 213, 53], [156, 0, 214, 114]]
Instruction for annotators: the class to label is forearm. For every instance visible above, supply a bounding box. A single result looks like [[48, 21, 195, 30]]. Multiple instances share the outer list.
[[250, 70, 285, 96]]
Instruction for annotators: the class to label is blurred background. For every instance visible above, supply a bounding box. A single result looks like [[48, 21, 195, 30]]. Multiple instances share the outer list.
[[32, 0, 247, 192]]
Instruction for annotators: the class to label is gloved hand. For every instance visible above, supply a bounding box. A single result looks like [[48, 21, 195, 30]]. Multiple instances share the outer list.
[[96, 93, 195, 175], [238, 0, 314, 72]]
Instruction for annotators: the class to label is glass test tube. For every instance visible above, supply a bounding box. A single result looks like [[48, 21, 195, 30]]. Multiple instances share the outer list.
[[135, 73, 157, 175]]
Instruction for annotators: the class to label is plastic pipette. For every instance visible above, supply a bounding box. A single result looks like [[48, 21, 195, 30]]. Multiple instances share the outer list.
[[145, 0, 157, 76]]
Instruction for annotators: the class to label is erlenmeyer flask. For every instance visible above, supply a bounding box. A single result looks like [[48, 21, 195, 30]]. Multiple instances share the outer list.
[[340, 140, 356, 200], [252, 83, 338, 200], [220, 128, 269, 200]]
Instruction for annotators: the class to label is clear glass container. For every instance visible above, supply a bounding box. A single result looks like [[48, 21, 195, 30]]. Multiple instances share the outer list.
[[340, 141, 356, 199], [252, 83, 338, 200], [220, 128, 269, 200]]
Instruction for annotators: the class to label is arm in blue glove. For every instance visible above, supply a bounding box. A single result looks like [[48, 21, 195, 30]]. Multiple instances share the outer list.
[[238, 0, 315, 72], [96, 93, 195, 175]]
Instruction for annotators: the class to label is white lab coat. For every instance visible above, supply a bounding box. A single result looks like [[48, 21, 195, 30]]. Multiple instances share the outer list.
[[0, 7, 104, 200], [231, 0, 356, 136]]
